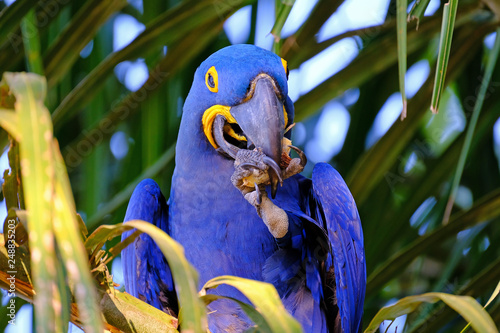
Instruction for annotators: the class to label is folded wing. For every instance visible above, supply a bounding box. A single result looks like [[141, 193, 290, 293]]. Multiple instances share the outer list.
[[121, 179, 178, 316], [309, 163, 366, 333]]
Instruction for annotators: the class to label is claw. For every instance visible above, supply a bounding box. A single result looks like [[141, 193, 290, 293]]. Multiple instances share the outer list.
[[284, 122, 296, 135], [263, 155, 282, 199], [239, 162, 263, 170], [288, 145, 307, 167], [262, 156, 283, 184]]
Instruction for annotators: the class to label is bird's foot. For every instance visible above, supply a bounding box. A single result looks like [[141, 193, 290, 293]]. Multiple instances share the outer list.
[[231, 146, 294, 239], [282, 145, 307, 180], [243, 184, 264, 209], [231, 148, 282, 194], [244, 188, 288, 238]]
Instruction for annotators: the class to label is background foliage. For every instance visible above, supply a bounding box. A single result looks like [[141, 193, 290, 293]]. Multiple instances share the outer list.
[[1, 0, 500, 332]]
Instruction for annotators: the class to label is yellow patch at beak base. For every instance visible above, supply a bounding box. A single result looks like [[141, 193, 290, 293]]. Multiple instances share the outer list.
[[202, 105, 246, 149], [202, 104, 288, 150]]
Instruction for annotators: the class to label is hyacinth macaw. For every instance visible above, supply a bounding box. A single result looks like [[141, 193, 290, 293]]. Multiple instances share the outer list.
[[121, 44, 366, 332]]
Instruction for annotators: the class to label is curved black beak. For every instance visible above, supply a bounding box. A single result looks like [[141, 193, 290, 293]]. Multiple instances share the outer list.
[[230, 75, 285, 198]]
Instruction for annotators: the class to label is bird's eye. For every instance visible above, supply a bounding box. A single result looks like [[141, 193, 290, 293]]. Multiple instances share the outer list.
[[208, 74, 215, 87], [281, 58, 289, 80], [205, 66, 218, 92]]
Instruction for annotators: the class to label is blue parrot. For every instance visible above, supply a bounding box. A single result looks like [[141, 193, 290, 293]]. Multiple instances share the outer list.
[[121, 44, 366, 332]]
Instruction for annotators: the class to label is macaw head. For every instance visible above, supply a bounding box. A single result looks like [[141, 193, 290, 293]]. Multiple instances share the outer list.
[[180, 44, 294, 197]]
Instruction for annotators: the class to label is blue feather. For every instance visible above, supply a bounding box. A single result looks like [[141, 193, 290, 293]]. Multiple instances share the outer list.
[[311, 163, 366, 332], [121, 179, 177, 316], [121, 45, 365, 332]]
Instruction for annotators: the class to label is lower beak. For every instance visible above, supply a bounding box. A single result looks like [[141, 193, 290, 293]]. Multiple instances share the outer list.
[[230, 76, 285, 198]]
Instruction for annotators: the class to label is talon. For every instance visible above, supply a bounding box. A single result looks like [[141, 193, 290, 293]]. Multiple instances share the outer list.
[[288, 145, 307, 167], [263, 155, 283, 198], [240, 162, 264, 171], [284, 122, 296, 135], [262, 156, 283, 184]]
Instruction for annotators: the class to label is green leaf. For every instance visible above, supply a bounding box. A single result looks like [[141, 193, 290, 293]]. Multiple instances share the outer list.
[[430, 0, 459, 113], [201, 293, 273, 331], [287, 19, 403, 70], [364, 103, 500, 268], [202, 275, 303, 333], [364, 292, 498, 333], [271, 0, 295, 43], [3, 72, 60, 332], [3, 72, 103, 332], [100, 289, 179, 332], [141, 0, 169, 169], [20, 8, 43, 75], [0, 244, 179, 332], [0, 0, 38, 47], [347, 23, 487, 205], [105, 229, 142, 263], [1, 140, 23, 234], [407, 256, 500, 333], [293, 11, 445, 122], [397, 0, 407, 119], [0, 109, 20, 141], [61, 16, 221, 170], [367, 188, 500, 295], [461, 281, 500, 333], [407, 0, 431, 27], [442, 27, 500, 223], [281, 0, 343, 60], [80, 26, 112, 219], [44, 0, 126, 88], [86, 221, 207, 332], [121, 221, 207, 332], [484, 281, 500, 309], [85, 224, 132, 257], [54, 251, 70, 333], [86, 143, 175, 230], [51, 0, 254, 130], [51, 140, 103, 332]]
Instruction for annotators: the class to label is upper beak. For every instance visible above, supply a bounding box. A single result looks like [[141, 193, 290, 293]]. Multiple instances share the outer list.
[[229, 75, 285, 198]]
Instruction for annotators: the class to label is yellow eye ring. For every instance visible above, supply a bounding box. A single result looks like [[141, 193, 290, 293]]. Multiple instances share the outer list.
[[205, 66, 218, 92], [281, 58, 289, 79]]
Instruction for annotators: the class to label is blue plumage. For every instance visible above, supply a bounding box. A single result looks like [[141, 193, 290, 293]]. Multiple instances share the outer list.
[[121, 44, 366, 332], [121, 179, 177, 316]]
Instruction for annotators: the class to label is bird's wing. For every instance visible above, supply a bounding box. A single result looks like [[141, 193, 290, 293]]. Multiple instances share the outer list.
[[309, 163, 366, 333], [121, 179, 178, 316]]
